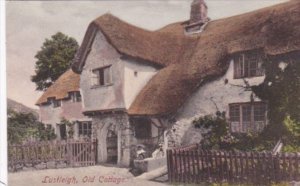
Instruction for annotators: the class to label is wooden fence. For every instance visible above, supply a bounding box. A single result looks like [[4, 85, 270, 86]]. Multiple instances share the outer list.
[[167, 146, 300, 185], [8, 139, 97, 171]]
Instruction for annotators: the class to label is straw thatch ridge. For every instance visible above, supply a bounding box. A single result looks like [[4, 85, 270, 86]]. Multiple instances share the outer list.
[[72, 1, 300, 115], [36, 69, 80, 105], [72, 13, 196, 73]]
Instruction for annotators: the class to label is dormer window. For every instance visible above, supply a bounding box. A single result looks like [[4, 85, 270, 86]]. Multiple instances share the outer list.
[[69, 91, 82, 102], [47, 97, 61, 108], [48, 98, 61, 108], [233, 52, 264, 79], [53, 100, 61, 108], [91, 66, 113, 87]]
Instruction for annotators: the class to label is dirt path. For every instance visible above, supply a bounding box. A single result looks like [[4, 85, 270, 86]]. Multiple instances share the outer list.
[[8, 165, 169, 186]]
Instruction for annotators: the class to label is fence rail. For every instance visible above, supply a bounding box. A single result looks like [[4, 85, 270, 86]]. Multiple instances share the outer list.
[[8, 139, 97, 171], [167, 147, 300, 184]]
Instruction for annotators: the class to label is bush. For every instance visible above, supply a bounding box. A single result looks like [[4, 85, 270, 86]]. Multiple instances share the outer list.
[[193, 112, 237, 150], [8, 109, 56, 144]]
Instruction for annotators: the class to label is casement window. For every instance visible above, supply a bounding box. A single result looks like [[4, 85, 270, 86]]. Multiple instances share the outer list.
[[91, 66, 112, 87], [78, 121, 92, 137], [53, 100, 61, 108], [234, 52, 264, 79], [229, 102, 267, 133], [69, 91, 82, 102], [48, 98, 61, 108]]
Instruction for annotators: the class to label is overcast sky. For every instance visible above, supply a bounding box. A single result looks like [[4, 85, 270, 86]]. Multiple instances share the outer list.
[[6, 0, 287, 109]]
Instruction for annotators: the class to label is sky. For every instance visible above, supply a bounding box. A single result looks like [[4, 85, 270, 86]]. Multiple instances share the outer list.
[[6, 0, 288, 109]]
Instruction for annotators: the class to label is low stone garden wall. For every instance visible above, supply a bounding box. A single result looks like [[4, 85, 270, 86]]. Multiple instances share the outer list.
[[133, 157, 166, 173], [8, 161, 69, 172]]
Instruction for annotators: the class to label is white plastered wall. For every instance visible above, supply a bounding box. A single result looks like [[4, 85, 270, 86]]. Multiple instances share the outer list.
[[170, 59, 266, 146], [123, 60, 157, 109]]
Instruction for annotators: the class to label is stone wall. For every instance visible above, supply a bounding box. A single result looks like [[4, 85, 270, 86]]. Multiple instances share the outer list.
[[9, 161, 68, 172], [92, 113, 133, 166], [133, 157, 166, 173]]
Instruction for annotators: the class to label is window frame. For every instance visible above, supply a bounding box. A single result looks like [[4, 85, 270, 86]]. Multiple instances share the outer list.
[[48, 98, 61, 108], [229, 102, 267, 133], [78, 121, 92, 138], [91, 65, 113, 88], [69, 91, 82, 102], [233, 52, 265, 79], [53, 100, 61, 108]]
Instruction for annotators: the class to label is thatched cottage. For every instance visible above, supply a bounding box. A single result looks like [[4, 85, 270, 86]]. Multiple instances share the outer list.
[[38, 0, 299, 167], [36, 69, 92, 140]]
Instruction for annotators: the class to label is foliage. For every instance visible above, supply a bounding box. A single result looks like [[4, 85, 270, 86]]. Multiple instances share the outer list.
[[252, 54, 300, 140], [60, 118, 74, 139], [193, 112, 237, 150], [284, 115, 300, 138], [31, 32, 78, 91], [193, 113, 276, 151], [7, 109, 56, 144], [281, 116, 300, 152], [252, 53, 300, 151]]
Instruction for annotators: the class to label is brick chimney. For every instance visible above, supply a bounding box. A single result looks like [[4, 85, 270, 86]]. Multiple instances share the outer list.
[[185, 0, 209, 34]]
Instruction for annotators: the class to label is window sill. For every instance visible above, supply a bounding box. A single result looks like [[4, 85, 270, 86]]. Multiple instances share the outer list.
[[233, 74, 264, 80], [91, 83, 114, 89]]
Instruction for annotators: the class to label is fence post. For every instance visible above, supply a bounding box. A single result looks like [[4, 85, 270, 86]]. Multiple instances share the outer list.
[[196, 149, 200, 184], [282, 152, 286, 182], [167, 149, 172, 182], [174, 149, 178, 183], [192, 150, 196, 183], [187, 150, 191, 183], [200, 150, 205, 182], [179, 149, 182, 182], [295, 152, 299, 181]]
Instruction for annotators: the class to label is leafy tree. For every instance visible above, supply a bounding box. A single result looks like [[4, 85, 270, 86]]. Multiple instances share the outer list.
[[252, 53, 300, 143], [31, 32, 78, 91], [7, 109, 56, 144]]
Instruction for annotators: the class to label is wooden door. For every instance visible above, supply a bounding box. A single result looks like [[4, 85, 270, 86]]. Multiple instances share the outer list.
[[60, 124, 67, 140], [106, 130, 117, 163]]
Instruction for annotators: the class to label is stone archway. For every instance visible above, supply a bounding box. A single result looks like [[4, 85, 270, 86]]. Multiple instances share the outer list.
[[106, 130, 118, 164]]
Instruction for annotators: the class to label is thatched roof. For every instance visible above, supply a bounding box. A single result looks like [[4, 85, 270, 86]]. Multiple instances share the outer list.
[[72, 1, 300, 116], [36, 69, 80, 105]]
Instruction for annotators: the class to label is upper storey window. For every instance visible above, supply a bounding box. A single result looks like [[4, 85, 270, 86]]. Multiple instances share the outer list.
[[53, 100, 61, 108], [91, 66, 112, 87], [48, 98, 61, 108], [69, 91, 82, 102], [233, 52, 264, 79]]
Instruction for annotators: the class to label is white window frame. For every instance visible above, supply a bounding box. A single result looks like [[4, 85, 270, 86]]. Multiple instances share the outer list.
[[69, 91, 81, 102], [78, 121, 92, 138], [229, 102, 267, 133], [234, 52, 264, 79], [48, 98, 61, 108], [91, 66, 113, 87]]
